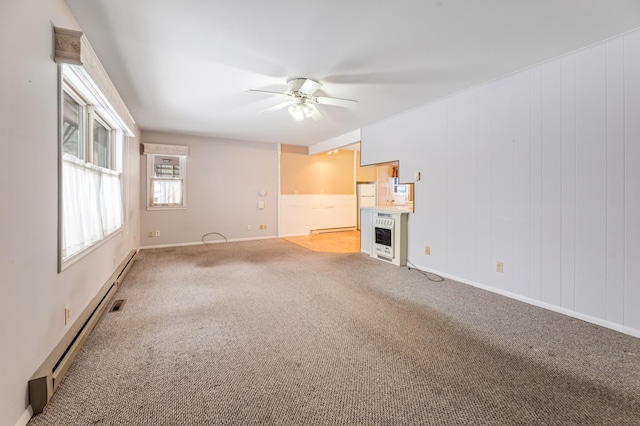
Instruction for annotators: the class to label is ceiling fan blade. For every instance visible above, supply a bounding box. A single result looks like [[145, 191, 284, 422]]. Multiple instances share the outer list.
[[299, 79, 322, 96], [261, 100, 295, 113], [247, 89, 291, 98], [314, 96, 358, 108], [307, 103, 324, 121]]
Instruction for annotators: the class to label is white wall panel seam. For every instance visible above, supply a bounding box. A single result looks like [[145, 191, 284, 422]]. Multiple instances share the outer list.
[[445, 100, 449, 274], [512, 79, 516, 293], [473, 90, 478, 281], [529, 70, 533, 298], [605, 43, 609, 318], [560, 63, 564, 308], [573, 57, 577, 311], [622, 37, 627, 325], [489, 88, 494, 287]]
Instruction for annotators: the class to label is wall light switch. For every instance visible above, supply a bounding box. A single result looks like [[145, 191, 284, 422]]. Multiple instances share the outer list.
[[258, 201, 265, 209], [64, 306, 70, 325], [415, 172, 421, 181]]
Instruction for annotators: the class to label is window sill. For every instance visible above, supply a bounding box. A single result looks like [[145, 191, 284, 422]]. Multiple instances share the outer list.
[[146, 206, 187, 211], [59, 227, 123, 272]]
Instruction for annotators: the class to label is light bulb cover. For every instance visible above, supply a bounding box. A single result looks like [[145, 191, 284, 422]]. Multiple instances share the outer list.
[[288, 103, 304, 120], [302, 104, 313, 118]]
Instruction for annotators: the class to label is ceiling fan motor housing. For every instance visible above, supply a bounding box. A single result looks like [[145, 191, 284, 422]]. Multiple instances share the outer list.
[[288, 78, 322, 97]]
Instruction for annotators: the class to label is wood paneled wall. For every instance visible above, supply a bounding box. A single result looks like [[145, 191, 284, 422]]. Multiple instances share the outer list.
[[361, 30, 640, 335]]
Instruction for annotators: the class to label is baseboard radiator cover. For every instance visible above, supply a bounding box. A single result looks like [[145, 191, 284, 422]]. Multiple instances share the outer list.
[[28, 249, 138, 415], [310, 226, 357, 235]]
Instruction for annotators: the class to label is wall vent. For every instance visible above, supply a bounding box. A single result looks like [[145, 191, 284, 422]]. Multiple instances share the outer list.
[[109, 299, 126, 312]]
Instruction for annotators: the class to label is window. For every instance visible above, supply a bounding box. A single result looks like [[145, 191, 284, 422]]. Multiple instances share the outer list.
[[148, 154, 186, 207], [59, 64, 126, 268], [144, 144, 189, 209]]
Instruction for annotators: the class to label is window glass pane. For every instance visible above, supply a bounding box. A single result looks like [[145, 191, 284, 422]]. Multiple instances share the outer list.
[[93, 120, 110, 168], [63, 92, 83, 159], [153, 156, 181, 177]]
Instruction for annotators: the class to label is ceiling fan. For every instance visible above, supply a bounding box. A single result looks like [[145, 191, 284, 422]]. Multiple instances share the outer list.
[[248, 78, 357, 121]]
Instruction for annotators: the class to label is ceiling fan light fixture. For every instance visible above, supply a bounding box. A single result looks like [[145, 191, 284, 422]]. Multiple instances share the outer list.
[[302, 103, 314, 118], [288, 103, 304, 120]]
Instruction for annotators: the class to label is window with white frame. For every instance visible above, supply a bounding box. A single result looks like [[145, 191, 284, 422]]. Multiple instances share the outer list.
[[144, 144, 188, 209], [60, 65, 126, 266]]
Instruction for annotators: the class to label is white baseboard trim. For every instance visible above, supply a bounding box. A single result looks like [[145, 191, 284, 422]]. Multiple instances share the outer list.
[[140, 236, 277, 250], [407, 262, 640, 339], [14, 406, 33, 426]]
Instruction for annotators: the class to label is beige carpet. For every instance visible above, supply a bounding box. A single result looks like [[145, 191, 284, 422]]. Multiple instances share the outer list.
[[29, 239, 640, 425]]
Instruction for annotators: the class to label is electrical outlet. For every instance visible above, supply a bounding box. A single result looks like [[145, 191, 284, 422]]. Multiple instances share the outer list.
[[155, 230, 161, 237], [64, 306, 70, 325], [259, 224, 267, 230], [148, 231, 154, 238], [424, 246, 431, 255], [247, 225, 251, 231], [496, 261, 504, 273]]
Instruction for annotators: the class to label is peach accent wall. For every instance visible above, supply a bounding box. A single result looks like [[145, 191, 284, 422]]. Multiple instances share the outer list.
[[355, 151, 377, 182], [281, 145, 355, 194]]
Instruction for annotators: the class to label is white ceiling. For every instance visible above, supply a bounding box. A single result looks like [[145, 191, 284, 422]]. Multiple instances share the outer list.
[[66, 0, 640, 147]]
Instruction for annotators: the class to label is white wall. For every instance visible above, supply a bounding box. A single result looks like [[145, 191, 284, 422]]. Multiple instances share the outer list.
[[0, 1, 141, 425], [140, 132, 278, 247], [361, 29, 640, 337], [280, 194, 356, 236]]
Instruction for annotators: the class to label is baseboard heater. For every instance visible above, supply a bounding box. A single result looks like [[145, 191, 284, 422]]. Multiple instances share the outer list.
[[29, 249, 138, 415], [310, 226, 357, 235]]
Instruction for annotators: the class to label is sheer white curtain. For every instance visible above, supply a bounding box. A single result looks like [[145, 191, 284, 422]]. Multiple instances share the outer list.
[[100, 168, 123, 234], [151, 179, 183, 206], [62, 154, 122, 259]]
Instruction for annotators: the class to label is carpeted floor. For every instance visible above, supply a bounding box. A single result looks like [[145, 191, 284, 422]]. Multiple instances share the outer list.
[[29, 239, 640, 425]]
